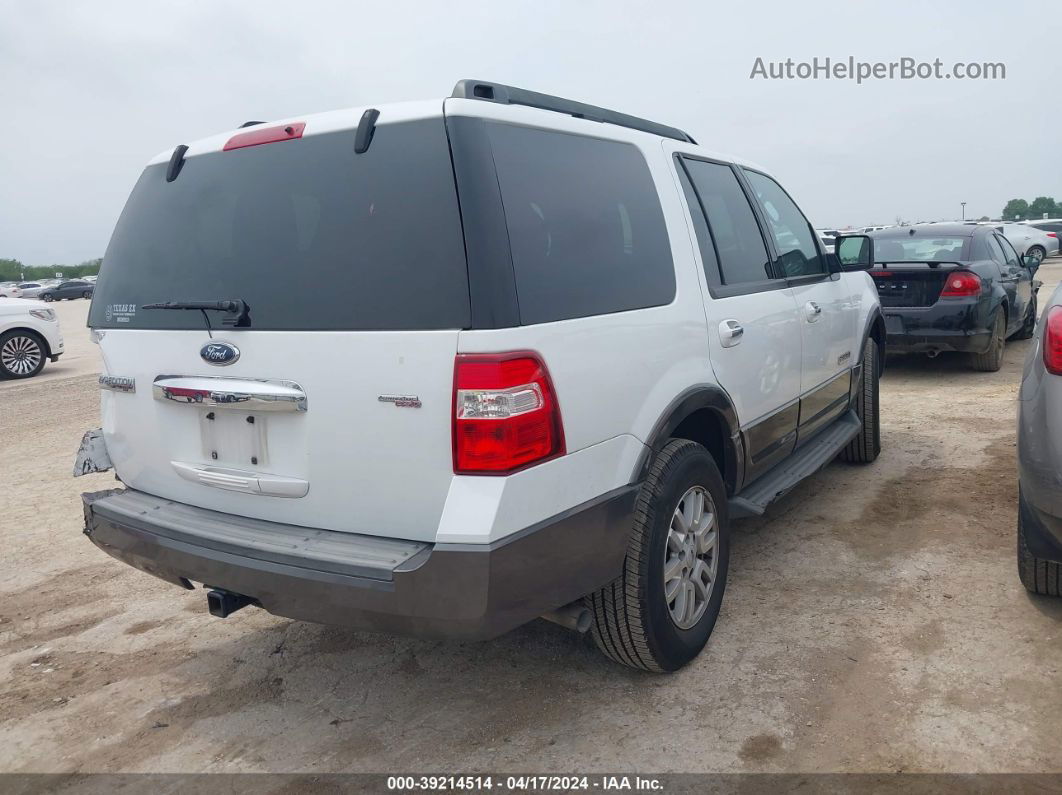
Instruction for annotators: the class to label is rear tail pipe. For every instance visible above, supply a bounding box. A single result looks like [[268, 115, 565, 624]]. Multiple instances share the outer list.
[[541, 601, 592, 633], [207, 589, 253, 618]]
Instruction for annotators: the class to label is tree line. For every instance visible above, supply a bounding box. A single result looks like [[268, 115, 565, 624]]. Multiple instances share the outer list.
[[1001, 197, 1060, 222], [0, 258, 102, 283]]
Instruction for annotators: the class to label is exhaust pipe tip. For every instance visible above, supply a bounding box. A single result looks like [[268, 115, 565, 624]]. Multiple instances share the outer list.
[[541, 602, 592, 633], [207, 588, 252, 618]]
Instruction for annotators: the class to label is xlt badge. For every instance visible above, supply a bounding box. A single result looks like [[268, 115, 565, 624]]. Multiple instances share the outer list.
[[378, 394, 422, 408]]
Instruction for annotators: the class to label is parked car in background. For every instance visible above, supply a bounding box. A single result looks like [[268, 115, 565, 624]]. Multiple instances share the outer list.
[[863, 225, 890, 233], [0, 283, 24, 299], [75, 79, 885, 673], [996, 222, 1058, 263], [859, 223, 1039, 370], [1021, 219, 1062, 256], [38, 279, 94, 302], [0, 299, 63, 379], [1017, 282, 1062, 597], [816, 229, 839, 253], [18, 282, 47, 299]]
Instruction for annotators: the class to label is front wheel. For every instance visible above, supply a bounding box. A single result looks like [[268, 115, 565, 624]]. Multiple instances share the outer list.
[[969, 311, 1005, 372], [587, 439, 730, 672], [82, 290, 92, 299], [0, 330, 46, 379], [842, 337, 881, 463]]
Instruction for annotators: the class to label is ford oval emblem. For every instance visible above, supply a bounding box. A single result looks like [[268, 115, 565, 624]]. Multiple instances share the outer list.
[[200, 341, 240, 366]]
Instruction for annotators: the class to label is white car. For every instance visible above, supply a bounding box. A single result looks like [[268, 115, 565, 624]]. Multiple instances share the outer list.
[[17, 282, 47, 298], [0, 283, 24, 299], [74, 79, 884, 672], [0, 299, 64, 379], [997, 222, 1058, 262]]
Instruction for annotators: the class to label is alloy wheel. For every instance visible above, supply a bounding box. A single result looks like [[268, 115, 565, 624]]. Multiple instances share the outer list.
[[1, 334, 42, 376], [663, 485, 719, 629]]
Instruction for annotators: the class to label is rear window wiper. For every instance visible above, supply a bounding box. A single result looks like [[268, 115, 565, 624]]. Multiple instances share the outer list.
[[143, 299, 252, 334]]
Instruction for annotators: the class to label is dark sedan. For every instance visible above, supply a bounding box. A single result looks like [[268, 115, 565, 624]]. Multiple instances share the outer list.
[[39, 280, 94, 302], [861, 224, 1039, 371]]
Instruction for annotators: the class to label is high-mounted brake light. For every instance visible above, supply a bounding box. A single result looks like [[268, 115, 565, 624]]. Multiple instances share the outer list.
[[453, 352, 565, 474], [939, 271, 981, 298], [1044, 307, 1062, 376], [223, 122, 306, 151]]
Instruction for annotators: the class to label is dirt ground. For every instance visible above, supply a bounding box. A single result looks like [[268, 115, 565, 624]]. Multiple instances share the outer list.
[[2, 267, 1061, 776]]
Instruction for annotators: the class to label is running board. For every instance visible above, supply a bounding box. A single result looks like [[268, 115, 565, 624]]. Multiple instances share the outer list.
[[729, 410, 861, 519]]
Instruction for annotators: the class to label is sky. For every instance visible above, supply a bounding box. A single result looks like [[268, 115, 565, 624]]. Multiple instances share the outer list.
[[1, 0, 1058, 265]]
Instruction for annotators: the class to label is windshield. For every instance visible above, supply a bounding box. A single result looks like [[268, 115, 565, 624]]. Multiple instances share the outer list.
[[89, 119, 470, 331], [874, 236, 968, 262]]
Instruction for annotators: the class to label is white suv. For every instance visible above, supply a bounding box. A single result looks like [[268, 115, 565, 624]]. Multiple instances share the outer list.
[[0, 300, 63, 379], [76, 80, 884, 671]]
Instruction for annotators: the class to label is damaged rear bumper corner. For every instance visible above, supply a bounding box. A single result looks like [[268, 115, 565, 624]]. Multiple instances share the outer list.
[[74, 428, 112, 477]]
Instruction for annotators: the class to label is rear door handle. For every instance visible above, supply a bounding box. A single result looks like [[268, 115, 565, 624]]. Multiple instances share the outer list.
[[719, 319, 744, 347], [804, 301, 822, 322]]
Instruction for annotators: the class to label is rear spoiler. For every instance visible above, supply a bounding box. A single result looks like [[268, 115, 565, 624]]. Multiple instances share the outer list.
[[874, 260, 964, 270]]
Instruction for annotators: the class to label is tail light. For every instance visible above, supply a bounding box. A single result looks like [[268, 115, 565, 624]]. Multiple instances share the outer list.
[[1044, 307, 1062, 376], [453, 352, 565, 474], [1047, 232, 1058, 239], [939, 271, 982, 297]]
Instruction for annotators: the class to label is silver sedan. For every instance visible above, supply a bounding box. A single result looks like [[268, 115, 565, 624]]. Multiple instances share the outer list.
[[1017, 281, 1062, 595]]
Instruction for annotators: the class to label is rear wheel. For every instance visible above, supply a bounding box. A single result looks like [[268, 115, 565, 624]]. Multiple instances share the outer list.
[[587, 439, 730, 672], [1014, 295, 1038, 341], [41, 293, 53, 302], [0, 330, 46, 379], [969, 311, 1005, 372], [1018, 499, 1061, 597], [842, 337, 880, 463], [1028, 245, 1046, 264]]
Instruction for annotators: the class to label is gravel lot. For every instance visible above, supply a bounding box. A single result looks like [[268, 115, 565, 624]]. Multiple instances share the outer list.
[[2, 268, 1060, 775]]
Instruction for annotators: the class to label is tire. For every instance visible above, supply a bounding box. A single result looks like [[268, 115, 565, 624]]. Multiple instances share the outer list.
[[1018, 498, 1061, 597], [1014, 295, 1037, 341], [0, 329, 47, 379], [82, 290, 92, 299], [842, 337, 881, 464], [1028, 246, 1046, 264], [41, 293, 53, 302], [969, 311, 1005, 372], [586, 439, 730, 672]]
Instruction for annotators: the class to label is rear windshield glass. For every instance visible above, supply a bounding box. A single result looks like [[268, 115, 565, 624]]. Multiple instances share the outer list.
[[874, 236, 969, 262], [89, 119, 470, 330]]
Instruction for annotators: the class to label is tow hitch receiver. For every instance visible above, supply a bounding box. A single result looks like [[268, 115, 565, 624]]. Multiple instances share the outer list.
[[207, 589, 253, 618]]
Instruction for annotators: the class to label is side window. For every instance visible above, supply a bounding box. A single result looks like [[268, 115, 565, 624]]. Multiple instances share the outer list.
[[676, 165, 722, 285], [742, 170, 824, 278], [997, 235, 1020, 267], [486, 123, 675, 325], [681, 158, 773, 285], [985, 234, 1007, 265]]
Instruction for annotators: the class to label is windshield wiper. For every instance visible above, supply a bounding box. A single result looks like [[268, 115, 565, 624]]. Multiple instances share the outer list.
[[143, 299, 252, 332]]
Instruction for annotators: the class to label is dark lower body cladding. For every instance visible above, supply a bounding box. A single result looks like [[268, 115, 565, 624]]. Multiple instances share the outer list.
[[1020, 490, 1062, 563], [81, 486, 637, 640]]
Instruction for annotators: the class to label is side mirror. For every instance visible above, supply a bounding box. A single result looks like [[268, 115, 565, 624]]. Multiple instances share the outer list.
[[1022, 254, 1041, 274], [835, 235, 875, 271]]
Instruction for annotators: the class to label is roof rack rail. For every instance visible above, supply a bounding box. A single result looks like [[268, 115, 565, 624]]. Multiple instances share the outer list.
[[450, 79, 696, 144]]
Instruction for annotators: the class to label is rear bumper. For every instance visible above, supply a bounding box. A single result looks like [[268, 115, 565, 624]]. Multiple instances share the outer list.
[[882, 302, 993, 354], [82, 485, 637, 640]]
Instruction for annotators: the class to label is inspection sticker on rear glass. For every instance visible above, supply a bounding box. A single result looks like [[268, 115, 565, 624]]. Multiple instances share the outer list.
[[105, 304, 136, 323]]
